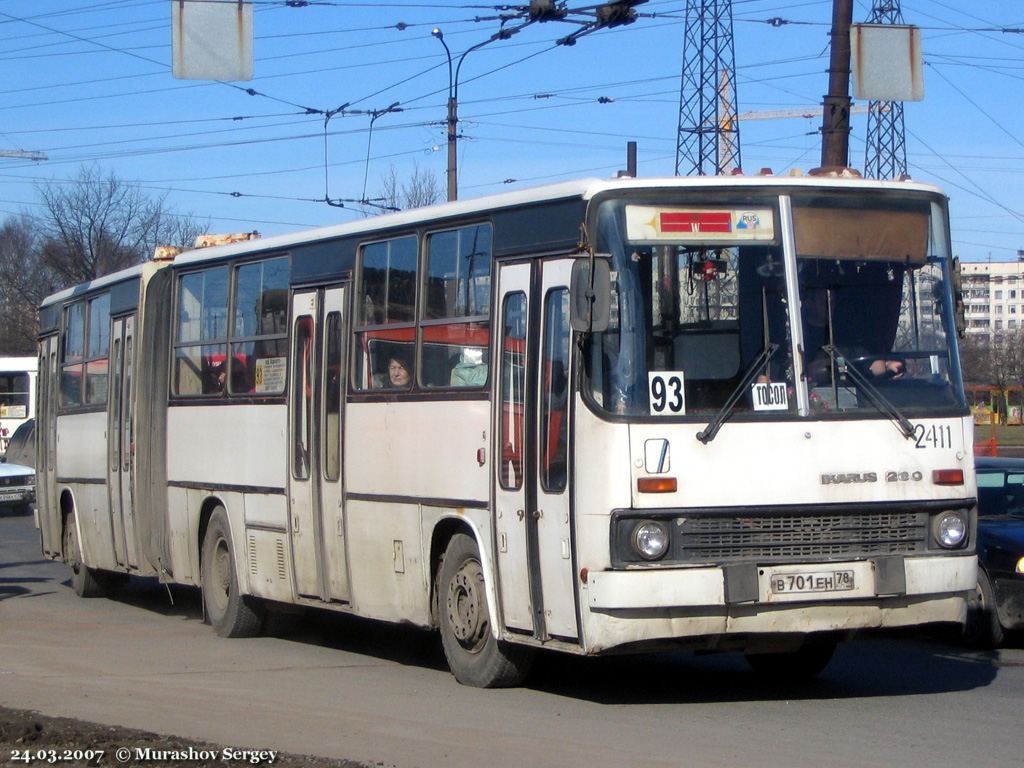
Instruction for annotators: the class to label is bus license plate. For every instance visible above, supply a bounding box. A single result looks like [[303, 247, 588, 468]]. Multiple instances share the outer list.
[[770, 570, 855, 596]]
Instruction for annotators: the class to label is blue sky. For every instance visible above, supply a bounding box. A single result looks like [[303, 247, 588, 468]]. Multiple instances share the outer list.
[[0, 0, 1021, 263]]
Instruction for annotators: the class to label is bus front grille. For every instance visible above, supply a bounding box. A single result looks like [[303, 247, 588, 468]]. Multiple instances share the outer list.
[[675, 511, 929, 563]]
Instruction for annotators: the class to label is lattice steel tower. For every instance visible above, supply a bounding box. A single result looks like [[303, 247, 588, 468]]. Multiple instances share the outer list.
[[863, 1, 908, 179], [676, 0, 740, 176]]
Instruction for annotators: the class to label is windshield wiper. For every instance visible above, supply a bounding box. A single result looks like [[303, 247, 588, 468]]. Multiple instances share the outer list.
[[697, 343, 779, 444], [821, 344, 915, 439]]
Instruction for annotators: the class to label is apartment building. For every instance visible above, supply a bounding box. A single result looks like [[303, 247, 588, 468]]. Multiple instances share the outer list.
[[960, 259, 1024, 339]]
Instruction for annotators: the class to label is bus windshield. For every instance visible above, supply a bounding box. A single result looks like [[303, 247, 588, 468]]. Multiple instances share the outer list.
[[583, 191, 966, 420]]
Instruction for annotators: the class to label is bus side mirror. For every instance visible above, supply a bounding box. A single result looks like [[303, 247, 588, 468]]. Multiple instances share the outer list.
[[570, 257, 610, 333]]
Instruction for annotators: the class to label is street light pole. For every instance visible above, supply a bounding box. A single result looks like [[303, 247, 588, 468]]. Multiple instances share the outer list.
[[432, 27, 518, 202], [432, 28, 457, 202], [432, 29, 456, 204]]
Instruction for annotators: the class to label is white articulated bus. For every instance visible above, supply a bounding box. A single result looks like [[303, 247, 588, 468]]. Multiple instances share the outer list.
[[37, 175, 977, 687], [0, 356, 36, 455]]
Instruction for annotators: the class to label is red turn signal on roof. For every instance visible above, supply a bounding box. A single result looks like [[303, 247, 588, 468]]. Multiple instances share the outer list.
[[637, 477, 678, 493], [932, 469, 965, 486]]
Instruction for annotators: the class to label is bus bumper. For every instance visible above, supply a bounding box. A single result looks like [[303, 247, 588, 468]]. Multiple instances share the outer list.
[[581, 554, 975, 653]]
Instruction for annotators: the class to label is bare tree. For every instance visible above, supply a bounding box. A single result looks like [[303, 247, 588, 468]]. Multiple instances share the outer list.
[[958, 333, 992, 387], [0, 166, 207, 355], [962, 332, 1024, 420], [0, 216, 51, 355], [35, 165, 205, 286], [379, 163, 443, 211]]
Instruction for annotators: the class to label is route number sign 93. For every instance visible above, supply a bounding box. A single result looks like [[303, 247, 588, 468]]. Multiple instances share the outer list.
[[648, 372, 686, 416]]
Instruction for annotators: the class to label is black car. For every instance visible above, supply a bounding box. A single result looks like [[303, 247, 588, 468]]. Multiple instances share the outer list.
[[967, 457, 1024, 646], [3, 418, 34, 469]]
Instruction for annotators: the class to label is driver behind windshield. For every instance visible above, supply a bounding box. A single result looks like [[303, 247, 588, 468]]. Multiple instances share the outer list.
[[800, 286, 906, 385]]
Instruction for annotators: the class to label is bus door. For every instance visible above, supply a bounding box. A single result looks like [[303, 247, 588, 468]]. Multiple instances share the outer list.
[[38, 336, 60, 556], [288, 286, 350, 603], [494, 260, 578, 642], [107, 315, 139, 568]]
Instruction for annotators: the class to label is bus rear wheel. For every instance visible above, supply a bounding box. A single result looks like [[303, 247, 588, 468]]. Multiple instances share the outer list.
[[63, 511, 105, 598], [438, 533, 533, 688], [201, 507, 263, 638]]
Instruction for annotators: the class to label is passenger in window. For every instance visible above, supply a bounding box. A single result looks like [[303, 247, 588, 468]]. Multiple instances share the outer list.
[[207, 361, 227, 393], [386, 354, 412, 389], [450, 347, 487, 387]]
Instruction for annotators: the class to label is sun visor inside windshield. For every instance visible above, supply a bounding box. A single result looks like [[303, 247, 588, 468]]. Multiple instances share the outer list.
[[793, 206, 928, 263]]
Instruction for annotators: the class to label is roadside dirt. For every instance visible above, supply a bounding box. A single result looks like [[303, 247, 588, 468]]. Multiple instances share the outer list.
[[0, 706, 377, 768]]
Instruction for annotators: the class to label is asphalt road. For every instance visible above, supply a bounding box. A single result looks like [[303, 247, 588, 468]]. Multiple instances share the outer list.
[[1, 509, 1022, 768]]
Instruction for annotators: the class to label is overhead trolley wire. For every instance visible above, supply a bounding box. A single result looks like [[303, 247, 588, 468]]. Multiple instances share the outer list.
[[0, 9, 322, 114]]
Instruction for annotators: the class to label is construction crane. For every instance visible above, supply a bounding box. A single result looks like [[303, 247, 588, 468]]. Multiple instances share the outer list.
[[736, 105, 871, 122], [0, 150, 46, 161]]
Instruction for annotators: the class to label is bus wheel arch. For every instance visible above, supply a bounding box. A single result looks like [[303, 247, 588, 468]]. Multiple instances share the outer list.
[[199, 503, 264, 638], [61, 494, 104, 598], [436, 531, 534, 688]]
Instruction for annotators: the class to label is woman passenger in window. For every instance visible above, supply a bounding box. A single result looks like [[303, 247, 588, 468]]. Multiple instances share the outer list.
[[386, 354, 411, 389]]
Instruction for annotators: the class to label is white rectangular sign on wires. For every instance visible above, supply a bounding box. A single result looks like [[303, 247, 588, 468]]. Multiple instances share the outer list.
[[172, 0, 254, 81]]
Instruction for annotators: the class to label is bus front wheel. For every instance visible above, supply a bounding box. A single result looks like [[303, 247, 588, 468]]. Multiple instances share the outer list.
[[964, 569, 1005, 649], [438, 533, 533, 688], [201, 507, 264, 638]]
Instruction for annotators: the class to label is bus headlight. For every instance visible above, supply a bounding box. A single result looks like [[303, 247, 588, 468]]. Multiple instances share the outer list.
[[632, 521, 669, 561], [934, 511, 967, 549]]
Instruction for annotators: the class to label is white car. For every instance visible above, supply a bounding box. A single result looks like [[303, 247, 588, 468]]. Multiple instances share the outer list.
[[0, 460, 35, 514]]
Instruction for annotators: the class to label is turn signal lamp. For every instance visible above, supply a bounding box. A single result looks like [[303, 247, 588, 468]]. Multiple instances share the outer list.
[[932, 469, 964, 486], [1016, 557, 1024, 575], [637, 477, 677, 493]]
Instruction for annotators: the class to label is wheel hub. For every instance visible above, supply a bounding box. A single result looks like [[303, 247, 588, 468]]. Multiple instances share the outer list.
[[447, 560, 487, 651]]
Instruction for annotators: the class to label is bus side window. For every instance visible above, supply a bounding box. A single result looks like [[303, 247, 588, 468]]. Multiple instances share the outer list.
[[500, 293, 527, 490], [232, 257, 288, 396], [174, 267, 229, 397], [292, 316, 314, 479], [354, 236, 418, 391], [424, 223, 491, 389], [540, 289, 570, 492]]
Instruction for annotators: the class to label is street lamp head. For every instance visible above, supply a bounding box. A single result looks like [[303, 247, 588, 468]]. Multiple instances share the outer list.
[[431, 27, 443, 39]]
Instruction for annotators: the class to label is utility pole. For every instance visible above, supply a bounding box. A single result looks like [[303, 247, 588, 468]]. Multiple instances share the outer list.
[[819, 0, 854, 169]]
